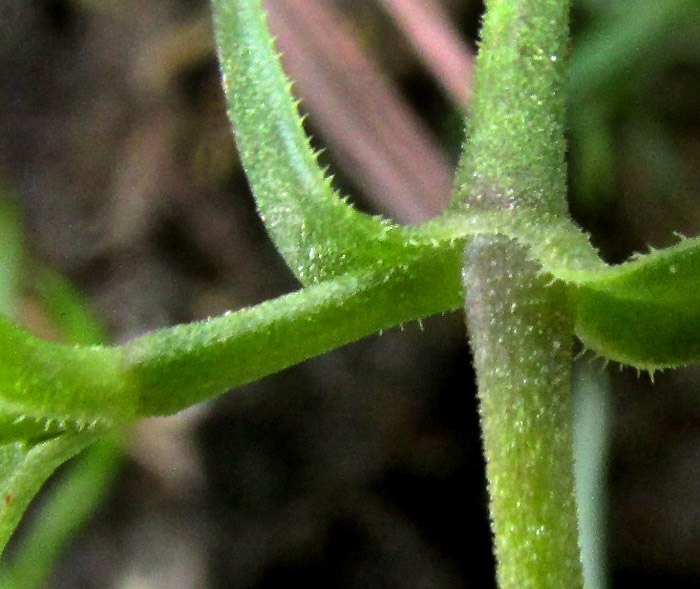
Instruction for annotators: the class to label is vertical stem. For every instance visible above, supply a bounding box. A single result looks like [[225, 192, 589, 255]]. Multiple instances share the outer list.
[[452, 0, 570, 217], [455, 1, 581, 584], [465, 236, 583, 589]]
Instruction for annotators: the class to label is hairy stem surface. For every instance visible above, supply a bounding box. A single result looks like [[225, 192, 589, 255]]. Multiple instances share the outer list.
[[452, 0, 569, 217], [465, 237, 582, 588], [455, 0, 583, 584]]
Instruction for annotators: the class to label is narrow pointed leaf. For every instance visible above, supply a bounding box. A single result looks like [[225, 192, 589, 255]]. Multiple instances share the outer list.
[[0, 431, 102, 557], [0, 199, 21, 319], [211, 0, 406, 284], [0, 316, 133, 428], [123, 245, 463, 416], [421, 209, 700, 370], [570, 236, 700, 369], [0, 241, 462, 424], [0, 436, 120, 587]]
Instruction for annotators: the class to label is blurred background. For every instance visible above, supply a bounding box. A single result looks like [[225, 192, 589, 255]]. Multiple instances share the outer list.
[[0, 0, 699, 586]]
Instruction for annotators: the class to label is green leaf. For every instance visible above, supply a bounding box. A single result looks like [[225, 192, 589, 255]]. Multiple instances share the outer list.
[[569, 0, 698, 101], [570, 236, 700, 369], [0, 198, 22, 319], [0, 238, 461, 423], [3, 191, 699, 423], [469, 209, 700, 370], [0, 414, 71, 446], [1, 5, 700, 570], [484, 212, 700, 371], [0, 431, 102, 557], [423, 209, 700, 370], [122, 244, 463, 416], [0, 315, 133, 429], [0, 253, 121, 579], [32, 267, 107, 347], [0, 436, 120, 588], [211, 0, 408, 285]]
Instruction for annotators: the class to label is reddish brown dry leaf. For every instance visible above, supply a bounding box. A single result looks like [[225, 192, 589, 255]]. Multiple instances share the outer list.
[[378, 0, 474, 108], [264, 0, 456, 223]]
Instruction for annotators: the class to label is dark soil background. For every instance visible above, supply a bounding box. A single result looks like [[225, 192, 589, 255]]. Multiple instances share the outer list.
[[0, 0, 700, 587]]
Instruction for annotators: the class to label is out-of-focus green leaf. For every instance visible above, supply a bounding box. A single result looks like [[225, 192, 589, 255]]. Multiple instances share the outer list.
[[0, 435, 120, 588], [0, 432, 102, 558], [33, 268, 107, 347], [0, 199, 22, 320], [570, 0, 698, 100]]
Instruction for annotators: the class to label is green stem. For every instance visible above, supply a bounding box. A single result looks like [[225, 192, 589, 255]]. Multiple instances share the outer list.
[[456, 0, 582, 586], [0, 239, 463, 431], [465, 236, 582, 588], [452, 0, 570, 218]]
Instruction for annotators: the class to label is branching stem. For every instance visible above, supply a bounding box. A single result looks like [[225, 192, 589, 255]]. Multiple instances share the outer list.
[[457, 0, 583, 586]]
